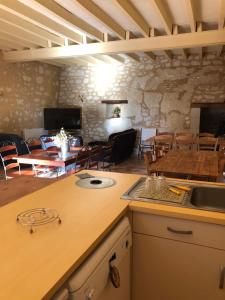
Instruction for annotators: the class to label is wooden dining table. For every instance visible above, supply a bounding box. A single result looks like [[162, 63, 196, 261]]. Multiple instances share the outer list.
[[13, 150, 80, 168], [150, 150, 219, 180]]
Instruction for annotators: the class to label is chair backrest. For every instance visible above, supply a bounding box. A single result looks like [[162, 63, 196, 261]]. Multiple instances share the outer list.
[[198, 137, 218, 151], [74, 147, 90, 172], [0, 144, 20, 175], [40, 134, 56, 150], [154, 135, 173, 148], [176, 132, 193, 138], [143, 151, 155, 175], [198, 132, 215, 137], [25, 138, 43, 154], [157, 131, 174, 136], [175, 135, 194, 150], [141, 128, 157, 143]]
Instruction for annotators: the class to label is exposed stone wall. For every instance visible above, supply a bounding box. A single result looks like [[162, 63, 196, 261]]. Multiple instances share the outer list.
[[0, 61, 60, 136], [58, 54, 225, 143]]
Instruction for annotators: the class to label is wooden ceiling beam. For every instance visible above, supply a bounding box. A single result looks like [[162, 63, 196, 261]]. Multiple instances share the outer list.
[[149, 0, 172, 35], [144, 28, 156, 60], [173, 24, 187, 58], [125, 53, 140, 62], [0, 9, 64, 46], [144, 52, 156, 60], [75, 0, 126, 40], [68, 58, 89, 67], [34, 0, 103, 41], [115, 0, 150, 37], [0, 19, 49, 47], [216, 45, 224, 56], [149, 2, 173, 58], [42, 60, 64, 67], [0, 31, 37, 49], [3, 29, 225, 61], [185, 0, 196, 32], [0, 39, 24, 50], [0, 0, 83, 44], [164, 50, 173, 59], [218, 0, 225, 29], [217, 0, 225, 57], [197, 21, 203, 59], [107, 54, 125, 63]]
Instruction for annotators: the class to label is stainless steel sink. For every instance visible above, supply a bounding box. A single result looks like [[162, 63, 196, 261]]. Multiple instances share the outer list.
[[121, 177, 225, 213], [186, 186, 225, 213]]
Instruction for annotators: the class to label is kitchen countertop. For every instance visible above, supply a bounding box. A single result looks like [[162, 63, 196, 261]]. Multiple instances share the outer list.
[[1, 171, 225, 299]]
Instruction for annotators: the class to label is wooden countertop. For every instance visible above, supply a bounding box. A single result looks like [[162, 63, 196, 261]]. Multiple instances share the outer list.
[[1, 171, 225, 299], [0, 171, 132, 300]]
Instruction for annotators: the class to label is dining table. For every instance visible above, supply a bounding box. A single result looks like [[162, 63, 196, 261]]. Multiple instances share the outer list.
[[13, 149, 81, 168], [150, 150, 219, 180]]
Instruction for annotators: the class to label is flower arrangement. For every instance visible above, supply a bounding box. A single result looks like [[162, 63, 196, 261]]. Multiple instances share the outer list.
[[54, 128, 71, 147], [113, 106, 121, 118]]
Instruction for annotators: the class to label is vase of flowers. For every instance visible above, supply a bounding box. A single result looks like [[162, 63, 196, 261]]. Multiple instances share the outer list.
[[54, 128, 70, 159], [113, 106, 121, 118]]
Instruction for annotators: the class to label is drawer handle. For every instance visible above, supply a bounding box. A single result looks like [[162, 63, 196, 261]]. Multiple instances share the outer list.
[[167, 226, 193, 235], [219, 266, 225, 289]]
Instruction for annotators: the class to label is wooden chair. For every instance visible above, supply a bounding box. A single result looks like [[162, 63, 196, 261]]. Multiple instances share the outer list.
[[25, 138, 59, 178], [175, 132, 193, 138], [198, 137, 218, 151], [154, 135, 173, 154], [100, 145, 114, 170], [157, 131, 174, 136], [175, 135, 194, 150], [198, 132, 215, 138], [88, 146, 102, 170], [0, 144, 21, 179], [25, 138, 43, 154], [143, 151, 156, 176], [137, 128, 156, 157], [73, 147, 90, 173]]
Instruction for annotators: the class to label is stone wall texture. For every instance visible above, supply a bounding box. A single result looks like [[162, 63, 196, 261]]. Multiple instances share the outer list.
[[0, 61, 60, 135], [58, 54, 225, 143]]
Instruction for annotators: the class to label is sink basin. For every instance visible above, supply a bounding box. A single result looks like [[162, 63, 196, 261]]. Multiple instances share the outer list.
[[189, 187, 225, 212]]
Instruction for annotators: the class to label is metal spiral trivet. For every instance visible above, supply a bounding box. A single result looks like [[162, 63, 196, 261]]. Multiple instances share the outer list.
[[16, 208, 61, 234]]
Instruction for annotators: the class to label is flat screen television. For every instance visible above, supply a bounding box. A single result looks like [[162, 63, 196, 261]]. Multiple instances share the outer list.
[[44, 107, 82, 130]]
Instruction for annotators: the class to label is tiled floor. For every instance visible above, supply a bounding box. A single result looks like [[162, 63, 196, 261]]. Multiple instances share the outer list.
[[111, 157, 146, 175]]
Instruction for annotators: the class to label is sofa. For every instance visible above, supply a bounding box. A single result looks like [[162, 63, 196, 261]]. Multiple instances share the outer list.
[[89, 129, 137, 164]]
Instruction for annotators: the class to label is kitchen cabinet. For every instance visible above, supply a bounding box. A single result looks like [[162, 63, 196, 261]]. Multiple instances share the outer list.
[[132, 212, 225, 300]]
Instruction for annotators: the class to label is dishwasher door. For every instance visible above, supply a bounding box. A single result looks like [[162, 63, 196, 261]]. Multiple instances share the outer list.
[[67, 217, 132, 300]]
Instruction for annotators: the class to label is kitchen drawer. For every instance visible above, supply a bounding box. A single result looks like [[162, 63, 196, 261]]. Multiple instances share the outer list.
[[133, 212, 225, 250]]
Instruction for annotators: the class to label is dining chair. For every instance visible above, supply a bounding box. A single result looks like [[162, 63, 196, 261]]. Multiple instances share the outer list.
[[73, 146, 90, 173], [137, 128, 156, 157], [198, 132, 215, 138], [154, 135, 173, 154], [88, 146, 102, 170], [143, 151, 156, 176], [25, 138, 59, 178], [175, 135, 194, 150], [0, 144, 21, 179], [25, 138, 43, 154], [40, 135, 58, 151], [157, 131, 174, 136], [217, 156, 225, 181], [175, 132, 193, 138], [198, 137, 218, 151], [100, 145, 114, 171]]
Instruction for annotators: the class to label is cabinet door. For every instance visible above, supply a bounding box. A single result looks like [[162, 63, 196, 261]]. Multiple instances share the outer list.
[[132, 233, 225, 300]]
